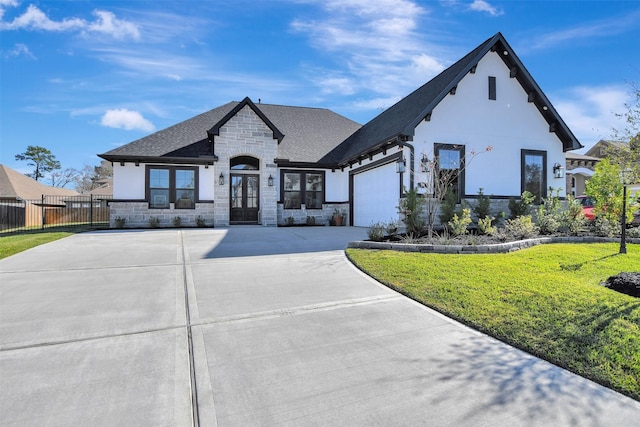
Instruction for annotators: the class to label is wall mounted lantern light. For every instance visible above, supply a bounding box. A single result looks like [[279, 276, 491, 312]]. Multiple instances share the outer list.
[[396, 156, 405, 174], [268, 175, 274, 186], [553, 162, 565, 179], [218, 173, 224, 186]]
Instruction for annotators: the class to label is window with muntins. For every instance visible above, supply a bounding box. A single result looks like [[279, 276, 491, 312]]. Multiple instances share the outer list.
[[147, 166, 198, 209], [521, 150, 547, 204], [282, 171, 325, 209]]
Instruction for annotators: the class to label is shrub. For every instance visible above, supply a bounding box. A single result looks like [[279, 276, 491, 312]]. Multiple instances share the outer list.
[[508, 191, 535, 219], [306, 216, 316, 225], [286, 216, 295, 226], [439, 188, 459, 225], [562, 195, 585, 235], [386, 220, 398, 235], [448, 208, 472, 236], [503, 215, 539, 240], [114, 217, 126, 229], [594, 216, 620, 237], [172, 216, 182, 227], [399, 188, 425, 236], [367, 222, 386, 241], [536, 188, 563, 234], [472, 188, 492, 220], [628, 227, 640, 238], [149, 216, 160, 228], [195, 216, 207, 227], [477, 216, 495, 235]]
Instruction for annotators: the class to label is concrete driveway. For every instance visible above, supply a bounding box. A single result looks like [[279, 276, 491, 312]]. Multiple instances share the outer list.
[[1, 227, 639, 426]]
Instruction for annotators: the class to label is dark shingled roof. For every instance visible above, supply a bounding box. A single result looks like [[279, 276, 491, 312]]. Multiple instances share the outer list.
[[323, 32, 582, 166], [100, 33, 581, 168], [100, 100, 361, 165]]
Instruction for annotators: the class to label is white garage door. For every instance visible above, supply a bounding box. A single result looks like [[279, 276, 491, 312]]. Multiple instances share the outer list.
[[353, 163, 400, 227]]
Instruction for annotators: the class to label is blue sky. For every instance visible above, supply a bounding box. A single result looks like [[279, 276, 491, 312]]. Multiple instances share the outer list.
[[1, 0, 639, 184]]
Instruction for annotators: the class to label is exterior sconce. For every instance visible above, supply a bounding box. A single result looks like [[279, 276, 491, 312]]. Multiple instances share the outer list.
[[420, 154, 430, 172], [268, 175, 274, 186], [553, 162, 565, 179], [396, 157, 405, 174], [219, 173, 224, 185]]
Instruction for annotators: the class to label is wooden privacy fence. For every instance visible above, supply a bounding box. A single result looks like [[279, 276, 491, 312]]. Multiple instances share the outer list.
[[0, 194, 113, 233]]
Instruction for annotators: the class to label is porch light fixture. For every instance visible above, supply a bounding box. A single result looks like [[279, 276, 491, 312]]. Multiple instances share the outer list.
[[268, 175, 274, 186], [218, 173, 224, 186], [553, 162, 565, 179], [396, 156, 405, 174], [619, 167, 633, 254]]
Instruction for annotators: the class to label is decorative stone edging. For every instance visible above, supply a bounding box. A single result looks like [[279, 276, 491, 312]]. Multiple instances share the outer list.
[[348, 236, 640, 254]]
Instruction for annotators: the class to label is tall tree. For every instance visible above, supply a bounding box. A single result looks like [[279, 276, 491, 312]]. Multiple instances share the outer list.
[[50, 168, 79, 188], [609, 81, 640, 181], [14, 145, 61, 181], [74, 160, 113, 193]]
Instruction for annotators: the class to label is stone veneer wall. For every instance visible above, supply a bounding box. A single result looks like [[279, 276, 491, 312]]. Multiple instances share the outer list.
[[278, 203, 350, 226], [213, 105, 279, 227], [408, 197, 512, 228], [110, 202, 215, 228]]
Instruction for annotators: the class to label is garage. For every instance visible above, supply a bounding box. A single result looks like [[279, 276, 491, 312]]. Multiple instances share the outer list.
[[352, 161, 401, 227]]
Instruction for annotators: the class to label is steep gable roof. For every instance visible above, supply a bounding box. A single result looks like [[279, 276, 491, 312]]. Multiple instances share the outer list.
[[100, 101, 361, 165], [0, 164, 79, 200], [325, 32, 582, 167]]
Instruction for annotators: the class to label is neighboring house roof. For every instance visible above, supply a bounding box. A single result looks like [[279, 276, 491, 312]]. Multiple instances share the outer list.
[[323, 32, 582, 167], [584, 139, 627, 158], [0, 164, 79, 200], [99, 100, 362, 166], [86, 179, 113, 196], [566, 153, 600, 161]]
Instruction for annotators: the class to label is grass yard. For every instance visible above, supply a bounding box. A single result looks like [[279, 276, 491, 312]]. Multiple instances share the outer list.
[[0, 232, 75, 259], [347, 243, 640, 400]]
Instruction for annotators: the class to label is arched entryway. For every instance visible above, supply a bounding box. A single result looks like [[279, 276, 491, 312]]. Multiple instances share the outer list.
[[230, 156, 260, 224]]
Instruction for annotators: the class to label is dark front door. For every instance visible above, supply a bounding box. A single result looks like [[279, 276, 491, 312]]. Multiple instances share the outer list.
[[230, 174, 259, 224]]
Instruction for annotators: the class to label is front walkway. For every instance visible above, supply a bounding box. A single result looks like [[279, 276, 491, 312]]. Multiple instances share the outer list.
[[1, 227, 638, 425]]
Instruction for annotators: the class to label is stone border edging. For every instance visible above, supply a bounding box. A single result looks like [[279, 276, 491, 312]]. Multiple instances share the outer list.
[[348, 236, 640, 254]]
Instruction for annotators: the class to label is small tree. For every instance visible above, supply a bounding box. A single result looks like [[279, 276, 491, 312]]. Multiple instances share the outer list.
[[585, 158, 634, 225], [414, 145, 492, 237], [508, 191, 535, 219], [15, 145, 61, 181], [398, 187, 425, 236]]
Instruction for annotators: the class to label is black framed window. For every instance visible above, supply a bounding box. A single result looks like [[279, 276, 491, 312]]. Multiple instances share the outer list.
[[521, 150, 547, 204], [281, 170, 325, 209], [146, 166, 198, 209], [435, 144, 465, 203], [488, 76, 496, 100]]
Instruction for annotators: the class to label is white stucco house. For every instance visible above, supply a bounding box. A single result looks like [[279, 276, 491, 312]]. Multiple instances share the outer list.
[[99, 32, 582, 228]]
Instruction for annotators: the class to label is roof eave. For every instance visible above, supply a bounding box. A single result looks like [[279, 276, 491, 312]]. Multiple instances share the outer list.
[[98, 154, 219, 165]]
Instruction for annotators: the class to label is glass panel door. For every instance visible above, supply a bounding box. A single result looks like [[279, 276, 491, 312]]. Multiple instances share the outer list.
[[230, 174, 259, 223]]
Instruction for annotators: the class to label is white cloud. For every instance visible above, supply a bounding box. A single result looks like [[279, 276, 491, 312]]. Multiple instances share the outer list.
[[291, 0, 447, 109], [468, 0, 503, 16], [101, 109, 155, 132], [0, 4, 140, 40], [4, 42, 36, 59], [85, 10, 140, 40], [552, 85, 631, 149], [531, 9, 640, 50]]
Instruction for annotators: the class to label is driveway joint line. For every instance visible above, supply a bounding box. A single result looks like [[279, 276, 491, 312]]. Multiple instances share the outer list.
[[0, 324, 187, 352], [179, 230, 200, 427], [191, 294, 403, 327]]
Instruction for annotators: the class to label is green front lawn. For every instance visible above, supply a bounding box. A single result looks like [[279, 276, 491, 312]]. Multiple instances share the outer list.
[[347, 243, 640, 400], [0, 232, 74, 259]]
